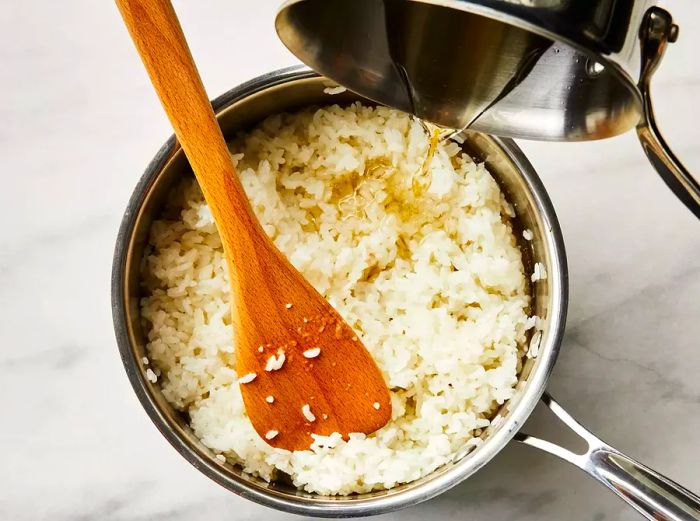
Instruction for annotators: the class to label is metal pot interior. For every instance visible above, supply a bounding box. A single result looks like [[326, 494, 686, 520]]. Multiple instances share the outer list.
[[112, 68, 567, 517]]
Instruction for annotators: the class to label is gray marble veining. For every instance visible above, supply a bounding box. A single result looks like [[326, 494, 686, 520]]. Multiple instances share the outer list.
[[1, 1, 698, 520]]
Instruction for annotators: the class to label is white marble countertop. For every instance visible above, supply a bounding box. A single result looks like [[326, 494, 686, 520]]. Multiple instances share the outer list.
[[2, 1, 699, 520]]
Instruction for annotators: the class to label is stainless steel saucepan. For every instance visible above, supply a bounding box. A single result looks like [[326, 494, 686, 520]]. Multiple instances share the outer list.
[[112, 67, 700, 520]]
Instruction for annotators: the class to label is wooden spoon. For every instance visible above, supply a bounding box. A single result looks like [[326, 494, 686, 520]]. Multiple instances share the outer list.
[[115, 0, 391, 450]]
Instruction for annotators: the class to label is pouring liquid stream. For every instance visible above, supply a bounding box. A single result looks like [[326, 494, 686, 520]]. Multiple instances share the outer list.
[[382, 0, 552, 191], [413, 122, 463, 194]]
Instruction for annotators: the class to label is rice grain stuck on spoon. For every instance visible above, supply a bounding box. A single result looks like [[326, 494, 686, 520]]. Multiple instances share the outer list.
[[115, 0, 391, 450]]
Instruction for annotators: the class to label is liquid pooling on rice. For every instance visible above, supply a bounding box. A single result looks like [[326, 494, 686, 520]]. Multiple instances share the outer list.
[[140, 103, 532, 495]]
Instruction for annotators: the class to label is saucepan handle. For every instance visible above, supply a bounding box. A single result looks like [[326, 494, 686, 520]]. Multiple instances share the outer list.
[[636, 7, 700, 220], [515, 393, 700, 521]]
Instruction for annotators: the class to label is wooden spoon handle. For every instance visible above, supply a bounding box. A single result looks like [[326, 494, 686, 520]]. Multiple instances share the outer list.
[[115, 0, 260, 257]]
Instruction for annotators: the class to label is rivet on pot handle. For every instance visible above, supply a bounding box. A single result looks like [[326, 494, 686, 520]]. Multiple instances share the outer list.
[[515, 393, 700, 521], [636, 7, 700, 220]]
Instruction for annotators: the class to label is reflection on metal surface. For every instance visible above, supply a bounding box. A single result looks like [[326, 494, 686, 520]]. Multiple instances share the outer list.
[[381, 0, 553, 132], [586, 58, 605, 77]]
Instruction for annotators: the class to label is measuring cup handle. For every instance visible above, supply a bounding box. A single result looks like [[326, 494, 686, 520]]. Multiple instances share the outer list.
[[515, 393, 700, 521], [637, 116, 700, 219], [636, 7, 700, 220]]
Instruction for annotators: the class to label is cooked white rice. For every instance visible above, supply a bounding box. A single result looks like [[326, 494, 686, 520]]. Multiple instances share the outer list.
[[531, 262, 547, 282], [141, 103, 532, 495], [323, 85, 347, 95]]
